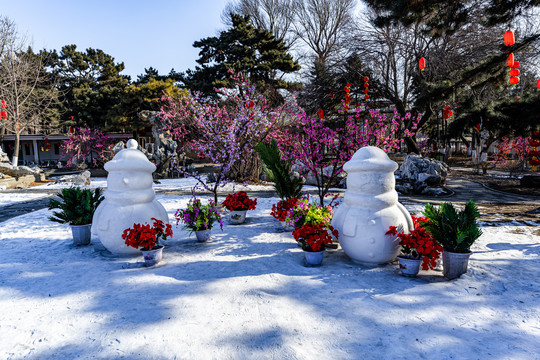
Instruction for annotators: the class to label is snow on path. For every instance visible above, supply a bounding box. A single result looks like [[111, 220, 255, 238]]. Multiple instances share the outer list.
[[0, 195, 539, 359]]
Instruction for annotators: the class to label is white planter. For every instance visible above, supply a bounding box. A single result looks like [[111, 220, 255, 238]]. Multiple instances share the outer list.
[[195, 229, 211, 242], [229, 210, 247, 225], [140, 245, 163, 266], [70, 224, 92, 246], [397, 256, 422, 277], [443, 251, 472, 279], [304, 250, 324, 266]]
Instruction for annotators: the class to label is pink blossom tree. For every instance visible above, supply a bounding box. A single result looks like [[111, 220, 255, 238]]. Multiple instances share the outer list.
[[60, 127, 116, 168], [281, 98, 420, 205], [159, 72, 287, 203]]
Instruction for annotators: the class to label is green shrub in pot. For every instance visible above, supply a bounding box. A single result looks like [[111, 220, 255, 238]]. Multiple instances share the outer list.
[[48, 187, 104, 225]]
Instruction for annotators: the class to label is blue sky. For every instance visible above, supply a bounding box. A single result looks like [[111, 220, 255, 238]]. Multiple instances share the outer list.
[[0, 0, 230, 79]]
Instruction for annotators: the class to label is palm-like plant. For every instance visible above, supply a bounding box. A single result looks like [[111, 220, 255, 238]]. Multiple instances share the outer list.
[[256, 140, 303, 200], [48, 187, 104, 225], [421, 200, 482, 253]]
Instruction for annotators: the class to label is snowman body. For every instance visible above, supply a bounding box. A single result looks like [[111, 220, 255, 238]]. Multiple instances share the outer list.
[[92, 139, 169, 256], [331, 146, 413, 264]]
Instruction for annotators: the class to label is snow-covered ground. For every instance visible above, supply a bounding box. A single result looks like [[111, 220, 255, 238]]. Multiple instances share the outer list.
[[0, 180, 539, 359]]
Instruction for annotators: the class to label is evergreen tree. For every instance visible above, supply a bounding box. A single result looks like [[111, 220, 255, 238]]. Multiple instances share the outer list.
[[181, 13, 300, 103], [43, 45, 129, 131]]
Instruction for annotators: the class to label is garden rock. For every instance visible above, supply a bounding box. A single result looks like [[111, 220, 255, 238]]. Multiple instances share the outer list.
[[55, 170, 91, 185], [396, 154, 448, 194], [0, 148, 9, 163], [113, 141, 125, 154]]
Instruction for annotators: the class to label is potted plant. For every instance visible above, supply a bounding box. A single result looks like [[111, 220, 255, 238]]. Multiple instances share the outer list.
[[175, 197, 223, 242], [421, 200, 483, 279], [122, 218, 173, 266], [284, 197, 334, 231], [386, 216, 443, 277], [222, 191, 257, 224], [48, 187, 104, 245], [271, 197, 300, 231], [293, 222, 338, 266]]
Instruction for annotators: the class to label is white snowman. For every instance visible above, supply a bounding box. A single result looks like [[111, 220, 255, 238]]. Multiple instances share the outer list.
[[332, 146, 414, 264], [92, 139, 169, 256]]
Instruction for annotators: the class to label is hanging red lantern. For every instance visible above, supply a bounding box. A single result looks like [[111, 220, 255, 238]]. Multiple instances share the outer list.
[[318, 109, 324, 119], [364, 95, 369, 100], [444, 104, 450, 110], [443, 111, 449, 119], [363, 76, 369, 82], [476, 124, 481, 132], [510, 61, 520, 69], [419, 57, 425, 71], [448, 110, 453, 117], [509, 76, 520, 85], [46, 143, 51, 151], [1, 110, 7, 119], [537, 79, 540, 90], [504, 30, 515, 46], [509, 69, 520, 76], [69, 126, 74, 133], [363, 83, 369, 88], [506, 53, 514, 67], [0, 100, 6, 108], [363, 89, 368, 94]]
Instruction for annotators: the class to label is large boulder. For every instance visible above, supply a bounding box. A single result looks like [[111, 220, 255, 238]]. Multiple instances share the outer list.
[[396, 154, 449, 195], [0, 147, 9, 163]]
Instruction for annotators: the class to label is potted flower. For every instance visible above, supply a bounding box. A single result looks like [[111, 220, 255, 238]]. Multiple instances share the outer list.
[[421, 200, 483, 279], [175, 197, 223, 242], [122, 218, 173, 266], [271, 197, 300, 231], [222, 191, 257, 224], [386, 216, 443, 277], [48, 187, 104, 246], [293, 223, 338, 266], [291, 200, 338, 266]]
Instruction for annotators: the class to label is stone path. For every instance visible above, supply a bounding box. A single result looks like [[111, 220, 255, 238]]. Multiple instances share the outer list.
[[1, 177, 539, 224]]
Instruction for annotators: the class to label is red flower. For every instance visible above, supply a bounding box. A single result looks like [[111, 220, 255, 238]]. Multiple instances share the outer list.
[[223, 191, 257, 211], [122, 218, 173, 250], [271, 198, 300, 221], [386, 216, 442, 270], [293, 223, 338, 252]]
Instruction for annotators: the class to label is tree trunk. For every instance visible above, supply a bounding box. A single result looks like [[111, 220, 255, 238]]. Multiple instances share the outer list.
[[12, 131, 20, 165]]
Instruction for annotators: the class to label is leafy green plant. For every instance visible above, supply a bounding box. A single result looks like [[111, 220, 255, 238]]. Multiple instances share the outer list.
[[256, 140, 303, 200], [421, 200, 482, 253], [48, 187, 104, 225]]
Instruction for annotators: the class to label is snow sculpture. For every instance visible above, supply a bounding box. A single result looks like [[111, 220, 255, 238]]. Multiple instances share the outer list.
[[332, 146, 413, 264], [92, 139, 169, 255]]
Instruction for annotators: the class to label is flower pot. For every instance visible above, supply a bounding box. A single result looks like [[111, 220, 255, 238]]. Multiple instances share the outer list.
[[304, 249, 325, 266], [397, 255, 422, 277], [229, 210, 247, 225], [70, 224, 92, 246], [140, 245, 164, 266], [195, 229, 211, 242], [443, 251, 472, 279]]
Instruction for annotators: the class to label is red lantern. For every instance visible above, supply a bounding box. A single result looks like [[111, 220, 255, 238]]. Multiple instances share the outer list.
[[419, 57, 425, 71], [510, 60, 520, 69], [444, 104, 450, 110], [318, 109, 324, 119], [46, 143, 51, 151], [509, 76, 520, 85], [0, 100, 6, 108], [344, 86, 350, 93], [1, 110, 7, 119], [364, 95, 369, 100], [448, 110, 453, 117], [506, 53, 514, 67], [504, 30, 515, 46], [363, 83, 369, 88], [476, 124, 481, 132], [346, 83, 351, 87], [69, 126, 74, 134], [537, 79, 540, 90], [363, 89, 368, 94], [509, 69, 520, 76], [363, 77, 369, 82]]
